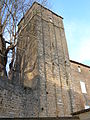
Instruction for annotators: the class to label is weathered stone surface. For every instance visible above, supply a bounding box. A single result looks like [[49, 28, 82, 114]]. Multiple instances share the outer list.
[[0, 76, 40, 117], [70, 60, 90, 113], [13, 2, 73, 117]]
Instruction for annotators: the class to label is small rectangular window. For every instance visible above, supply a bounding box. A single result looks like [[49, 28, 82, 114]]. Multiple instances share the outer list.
[[78, 66, 81, 72], [80, 81, 87, 93], [85, 105, 90, 109], [49, 17, 53, 22]]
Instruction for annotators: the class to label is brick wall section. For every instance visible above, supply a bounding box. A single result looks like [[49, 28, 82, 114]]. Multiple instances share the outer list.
[[13, 2, 73, 117], [70, 60, 90, 112]]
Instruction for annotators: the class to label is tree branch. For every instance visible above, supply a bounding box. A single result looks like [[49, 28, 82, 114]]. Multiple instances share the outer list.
[[5, 43, 17, 55]]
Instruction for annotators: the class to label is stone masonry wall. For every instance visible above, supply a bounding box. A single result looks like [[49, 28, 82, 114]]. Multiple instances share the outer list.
[[36, 10, 72, 117], [0, 76, 79, 118], [70, 61, 90, 112], [0, 76, 40, 117], [13, 2, 74, 117]]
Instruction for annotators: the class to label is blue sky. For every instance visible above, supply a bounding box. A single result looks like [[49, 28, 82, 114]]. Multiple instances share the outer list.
[[48, 0, 90, 66]]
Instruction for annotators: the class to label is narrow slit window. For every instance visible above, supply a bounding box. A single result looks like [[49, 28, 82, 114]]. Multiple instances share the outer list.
[[49, 17, 53, 22], [78, 66, 81, 72], [80, 81, 87, 93]]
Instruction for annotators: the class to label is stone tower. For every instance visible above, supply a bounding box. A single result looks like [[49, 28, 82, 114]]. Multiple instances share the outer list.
[[14, 2, 74, 117]]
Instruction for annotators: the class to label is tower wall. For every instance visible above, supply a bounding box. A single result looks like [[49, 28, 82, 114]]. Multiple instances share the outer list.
[[13, 2, 73, 117]]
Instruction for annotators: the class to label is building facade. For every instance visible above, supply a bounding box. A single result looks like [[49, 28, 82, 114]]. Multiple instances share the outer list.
[[70, 60, 90, 112]]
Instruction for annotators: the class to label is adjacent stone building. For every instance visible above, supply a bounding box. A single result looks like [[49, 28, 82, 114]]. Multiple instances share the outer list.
[[0, 2, 90, 119], [70, 60, 90, 112]]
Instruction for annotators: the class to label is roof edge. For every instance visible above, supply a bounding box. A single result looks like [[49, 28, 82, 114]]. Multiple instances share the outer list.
[[70, 60, 90, 68], [18, 1, 63, 26], [34, 2, 63, 19], [72, 108, 90, 115]]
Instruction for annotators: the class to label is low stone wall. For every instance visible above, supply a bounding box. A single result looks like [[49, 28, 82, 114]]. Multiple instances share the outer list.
[[0, 76, 39, 117]]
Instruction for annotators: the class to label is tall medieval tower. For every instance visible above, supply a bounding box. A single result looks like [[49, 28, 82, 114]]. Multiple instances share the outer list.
[[14, 2, 74, 117]]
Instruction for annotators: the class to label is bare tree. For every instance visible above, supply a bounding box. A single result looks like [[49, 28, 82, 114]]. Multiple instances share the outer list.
[[0, 0, 48, 76]]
